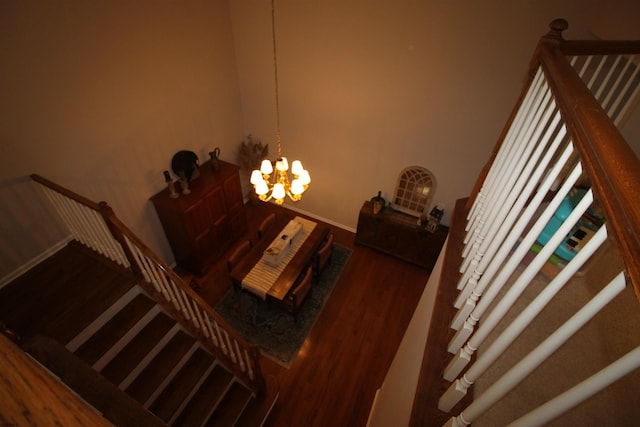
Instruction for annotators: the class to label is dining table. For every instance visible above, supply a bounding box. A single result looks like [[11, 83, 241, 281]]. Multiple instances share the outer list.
[[229, 214, 329, 303]]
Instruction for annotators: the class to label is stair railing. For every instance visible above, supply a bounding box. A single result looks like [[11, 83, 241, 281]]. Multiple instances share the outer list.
[[409, 19, 640, 426], [30, 173, 265, 396], [439, 20, 640, 426]]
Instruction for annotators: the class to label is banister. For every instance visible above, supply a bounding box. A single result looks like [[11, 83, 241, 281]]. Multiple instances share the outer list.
[[30, 174, 266, 395], [468, 21, 640, 300], [31, 174, 101, 210], [410, 19, 640, 426], [110, 213, 266, 393], [537, 40, 640, 301]]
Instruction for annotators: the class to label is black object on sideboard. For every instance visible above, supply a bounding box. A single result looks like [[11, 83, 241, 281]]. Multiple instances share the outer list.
[[151, 160, 247, 276]]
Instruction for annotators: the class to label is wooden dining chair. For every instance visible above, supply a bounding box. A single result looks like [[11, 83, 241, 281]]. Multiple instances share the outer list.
[[257, 212, 276, 240], [285, 266, 313, 322], [313, 232, 334, 283], [227, 239, 252, 273]]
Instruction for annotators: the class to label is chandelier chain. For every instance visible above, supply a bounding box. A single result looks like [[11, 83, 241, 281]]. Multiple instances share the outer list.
[[249, 0, 309, 205], [271, 0, 282, 158]]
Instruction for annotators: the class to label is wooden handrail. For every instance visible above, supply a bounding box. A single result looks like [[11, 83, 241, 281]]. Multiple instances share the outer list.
[[30, 174, 266, 395], [467, 21, 640, 300], [411, 19, 640, 425], [536, 32, 640, 301], [31, 174, 102, 211]]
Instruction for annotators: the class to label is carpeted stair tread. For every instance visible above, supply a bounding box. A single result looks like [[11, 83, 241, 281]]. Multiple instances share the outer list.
[[150, 347, 216, 422], [100, 312, 176, 385], [74, 293, 156, 365], [171, 364, 235, 427], [0, 245, 136, 342], [205, 381, 253, 427], [125, 330, 197, 404]]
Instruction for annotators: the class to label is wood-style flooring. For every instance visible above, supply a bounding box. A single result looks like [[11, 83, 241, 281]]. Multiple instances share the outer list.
[[194, 201, 430, 427]]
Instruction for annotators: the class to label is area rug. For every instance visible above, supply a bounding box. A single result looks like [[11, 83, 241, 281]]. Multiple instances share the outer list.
[[214, 244, 352, 368]]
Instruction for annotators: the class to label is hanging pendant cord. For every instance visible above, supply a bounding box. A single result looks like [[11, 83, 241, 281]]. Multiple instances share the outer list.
[[271, 0, 282, 158]]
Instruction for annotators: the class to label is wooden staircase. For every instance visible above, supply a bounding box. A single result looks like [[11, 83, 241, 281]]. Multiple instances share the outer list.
[[0, 243, 275, 426]]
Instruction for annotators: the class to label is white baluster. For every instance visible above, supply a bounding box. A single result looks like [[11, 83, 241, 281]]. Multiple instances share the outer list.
[[446, 225, 607, 382], [508, 346, 640, 427], [439, 272, 626, 417], [450, 150, 578, 335]]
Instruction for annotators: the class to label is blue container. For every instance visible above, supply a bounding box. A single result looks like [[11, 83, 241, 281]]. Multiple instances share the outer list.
[[536, 189, 587, 262]]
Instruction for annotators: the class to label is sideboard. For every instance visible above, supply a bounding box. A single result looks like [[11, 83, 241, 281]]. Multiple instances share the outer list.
[[151, 160, 247, 276], [355, 201, 448, 271]]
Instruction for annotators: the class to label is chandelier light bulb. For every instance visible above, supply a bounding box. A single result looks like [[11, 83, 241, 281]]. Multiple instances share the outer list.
[[255, 179, 270, 195], [260, 159, 273, 175], [276, 157, 288, 172], [299, 169, 311, 185], [272, 182, 286, 200], [250, 169, 263, 185], [291, 160, 303, 175], [291, 179, 304, 195]]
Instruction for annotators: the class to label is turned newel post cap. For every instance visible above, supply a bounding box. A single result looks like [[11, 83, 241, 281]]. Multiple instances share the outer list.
[[546, 18, 569, 40]]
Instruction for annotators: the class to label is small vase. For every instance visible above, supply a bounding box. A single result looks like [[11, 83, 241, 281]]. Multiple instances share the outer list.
[[209, 147, 221, 172], [371, 191, 385, 215]]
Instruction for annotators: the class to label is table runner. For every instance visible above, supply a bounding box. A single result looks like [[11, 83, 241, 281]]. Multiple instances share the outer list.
[[242, 216, 317, 299]]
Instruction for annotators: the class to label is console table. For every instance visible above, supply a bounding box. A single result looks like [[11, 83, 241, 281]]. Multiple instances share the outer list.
[[151, 160, 247, 276], [355, 201, 448, 271]]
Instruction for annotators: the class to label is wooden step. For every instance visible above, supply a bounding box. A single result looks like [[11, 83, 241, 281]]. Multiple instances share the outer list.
[[100, 312, 177, 385], [149, 347, 216, 422], [205, 381, 253, 427], [73, 293, 156, 365], [66, 287, 142, 352], [234, 376, 280, 427], [171, 364, 235, 427], [125, 331, 197, 405]]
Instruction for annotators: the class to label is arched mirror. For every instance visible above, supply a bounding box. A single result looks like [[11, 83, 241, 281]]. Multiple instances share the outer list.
[[392, 166, 436, 217]]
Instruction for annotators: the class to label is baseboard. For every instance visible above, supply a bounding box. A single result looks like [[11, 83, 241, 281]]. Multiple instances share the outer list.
[[283, 205, 357, 234], [366, 388, 382, 427], [0, 236, 73, 289]]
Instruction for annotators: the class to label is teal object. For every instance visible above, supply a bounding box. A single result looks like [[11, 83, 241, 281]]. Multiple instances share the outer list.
[[536, 189, 587, 261]]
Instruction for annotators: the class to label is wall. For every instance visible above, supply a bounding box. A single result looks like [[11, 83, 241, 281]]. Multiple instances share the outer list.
[[588, 0, 640, 158], [1, 0, 638, 283], [228, 0, 609, 230], [0, 0, 243, 282]]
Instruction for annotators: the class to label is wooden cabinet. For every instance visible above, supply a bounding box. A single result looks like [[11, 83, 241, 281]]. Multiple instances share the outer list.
[[355, 201, 448, 271], [151, 160, 247, 276]]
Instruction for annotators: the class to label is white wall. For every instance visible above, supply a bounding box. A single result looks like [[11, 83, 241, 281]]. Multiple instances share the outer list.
[[588, 0, 640, 158], [0, 0, 243, 279], [1, 0, 638, 282], [228, 0, 607, 230]]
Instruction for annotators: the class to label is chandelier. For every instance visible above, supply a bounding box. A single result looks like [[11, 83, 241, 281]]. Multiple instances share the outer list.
[[250, 0, 310, 205]]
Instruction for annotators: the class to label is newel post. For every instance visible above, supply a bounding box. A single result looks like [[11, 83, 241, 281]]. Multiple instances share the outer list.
[[544, 18, 568, 41]]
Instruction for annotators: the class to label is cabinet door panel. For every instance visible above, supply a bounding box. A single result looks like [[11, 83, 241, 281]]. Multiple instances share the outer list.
[[223, 173, 243, 211], [184, 199, 209, 239], [393, 226, 421, 260], [355, 213, 379, 246], [376, 221, 398, 252], [204, 186, 226, 222]]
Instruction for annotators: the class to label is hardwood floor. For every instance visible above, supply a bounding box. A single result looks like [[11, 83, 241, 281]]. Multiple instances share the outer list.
[[195, 201, 431, 427], [1, 199, 432, 427]]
